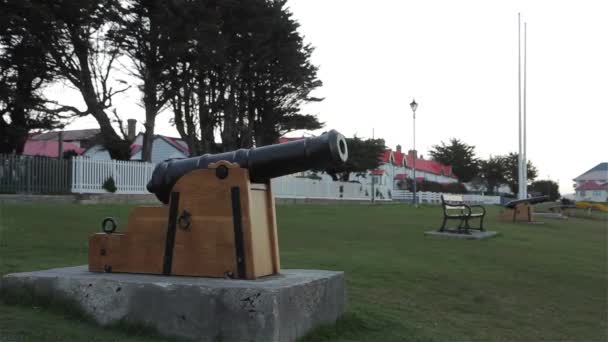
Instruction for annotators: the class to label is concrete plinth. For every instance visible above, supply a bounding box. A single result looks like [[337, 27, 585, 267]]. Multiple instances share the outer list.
[[0, 266, 346, 342], [424, 230, 499, 240]]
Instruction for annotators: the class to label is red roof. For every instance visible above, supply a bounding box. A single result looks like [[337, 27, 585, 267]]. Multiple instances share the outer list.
[[379, 149, 392, 163], [23, 140, 84, 157], [577, 181, 608, 191], [377, 148, 456, 178], [371, 169, 385, 175], [394, 173, 408, 180], [393, 151, 406, 166], [160, 136, 190, 155], [403, 154, 457, 178], [130, 144, 142, 155]]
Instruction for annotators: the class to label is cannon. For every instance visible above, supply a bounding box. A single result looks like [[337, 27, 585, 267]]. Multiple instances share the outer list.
[[147, 129, 348, 204], [498, 195, 549, 223], [88, 130, 348, 279]]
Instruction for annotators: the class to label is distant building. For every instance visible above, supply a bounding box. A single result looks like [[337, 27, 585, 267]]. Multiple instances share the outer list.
[[129, 134, 190, 163], [277, 138, 458, 188], [22, 140, 84, 157], [22, 128, 100, 157], [31, 128, 100, 150], [573, 163, 608, 202], [83, 133, 190, 163], [29, 120, 191, 163], [373, 146, 458, 189]]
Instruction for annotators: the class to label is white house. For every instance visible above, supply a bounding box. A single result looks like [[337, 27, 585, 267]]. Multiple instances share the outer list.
[[83, 133, 190, 163], [573, 162, 608, 202], [374, 145, 458, 190]]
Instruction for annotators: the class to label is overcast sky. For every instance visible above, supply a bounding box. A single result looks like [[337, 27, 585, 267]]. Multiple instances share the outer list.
[[61, 0, 608, 194]]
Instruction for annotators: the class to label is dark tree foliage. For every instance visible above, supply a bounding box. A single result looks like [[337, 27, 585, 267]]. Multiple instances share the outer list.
[[169, 0, 323, 155], [323, 137, 385, 182], [529, 180, 560, 201], [0, 2, 64, 153], [111, 0, 185, 161], [429, 138, 479, 182], [7, 0, 132, 159], [502, 152, 538, 195], [478, 156, 507, 194]]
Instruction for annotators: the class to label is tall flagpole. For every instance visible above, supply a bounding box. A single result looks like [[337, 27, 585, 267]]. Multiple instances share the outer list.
[[523, 22, 528, 198], [517, 13, 524, 199]]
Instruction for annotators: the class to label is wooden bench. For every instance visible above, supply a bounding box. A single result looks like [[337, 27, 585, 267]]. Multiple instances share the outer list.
[[440, 194, 486, 234]]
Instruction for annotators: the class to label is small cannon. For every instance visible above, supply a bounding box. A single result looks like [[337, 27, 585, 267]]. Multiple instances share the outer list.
[[88, 130, 348, 279], [498, 195, 549, 223]]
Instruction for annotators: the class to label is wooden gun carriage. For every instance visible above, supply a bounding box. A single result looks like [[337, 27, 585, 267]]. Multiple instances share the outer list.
[[88, 130, 348, 280]]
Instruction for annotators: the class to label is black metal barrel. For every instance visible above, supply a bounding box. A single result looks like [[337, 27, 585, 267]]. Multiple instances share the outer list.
[[147, 129, 349, 204]]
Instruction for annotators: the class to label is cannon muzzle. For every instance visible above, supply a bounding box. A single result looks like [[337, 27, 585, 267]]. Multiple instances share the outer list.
[[147, 129, 348, 204]]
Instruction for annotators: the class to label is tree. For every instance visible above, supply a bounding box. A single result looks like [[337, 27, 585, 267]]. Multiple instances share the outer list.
[[169, 0, 322, 155], [111, 0, 184, 161], [429, 138, 479, 182], [478, 156, 507, 194], [529, 180, 560, 201], [11, 0, 132, 159], [502, 152, 538, 195], [322, 137, 385, 182], [0, 1, 66, 153]]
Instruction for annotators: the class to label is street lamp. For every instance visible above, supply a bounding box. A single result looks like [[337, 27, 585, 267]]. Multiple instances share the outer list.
[[410, 99, 418, 207]]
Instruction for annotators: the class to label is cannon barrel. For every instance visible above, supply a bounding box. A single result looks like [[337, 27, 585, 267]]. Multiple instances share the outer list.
[[504, 195, 549, 209], [147, 129, 349, 204]]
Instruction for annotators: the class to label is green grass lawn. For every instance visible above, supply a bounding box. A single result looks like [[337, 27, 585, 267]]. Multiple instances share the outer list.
[[1, 203, 606, 341]]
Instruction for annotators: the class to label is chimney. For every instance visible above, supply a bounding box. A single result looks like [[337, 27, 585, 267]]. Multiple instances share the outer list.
[[396, 144, 402, 153], [408, 150, 417, 158], [127, 119, 137, 141]]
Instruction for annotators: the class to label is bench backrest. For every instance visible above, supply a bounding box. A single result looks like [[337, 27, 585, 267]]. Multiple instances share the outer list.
[[441, 194, 466, 210]]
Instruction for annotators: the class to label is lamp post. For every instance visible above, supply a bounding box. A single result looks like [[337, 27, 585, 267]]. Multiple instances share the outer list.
[[410, 99, 418, 207]]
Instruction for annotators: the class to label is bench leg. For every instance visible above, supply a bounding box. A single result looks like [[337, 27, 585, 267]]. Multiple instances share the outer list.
[[440, 216, 447, 232], [479, 216, 485, 231], [464, 218, 471, 234], [457, 218, 464, 229]]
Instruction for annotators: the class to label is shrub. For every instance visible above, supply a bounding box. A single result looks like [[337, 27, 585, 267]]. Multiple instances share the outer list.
[[561, 197, 574, 205], [442, 182, 467, 194], [62, 150, 79, 159], [102, 176, 117, 193]]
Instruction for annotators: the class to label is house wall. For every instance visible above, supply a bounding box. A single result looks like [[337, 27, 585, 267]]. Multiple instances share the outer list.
[[131, 138, 187, 164], [354, 163, 458, 189], [82, 145, 111, 160], [133, 135, 144, 145], [575, 189, 608, 202], [84, 138, 187, 163]]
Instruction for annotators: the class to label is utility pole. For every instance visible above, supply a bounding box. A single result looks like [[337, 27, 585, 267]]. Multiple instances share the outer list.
[[517, 13, 528, 199], [523, 22, 528, 198]]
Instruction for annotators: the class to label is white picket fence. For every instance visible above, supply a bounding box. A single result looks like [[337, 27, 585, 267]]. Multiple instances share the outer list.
[[271, 176, 391, 200], [70, 158, 393, 200], [68, 158, 500, 204], [71, 157, 154, 194], [392, 190, 501, 205]]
